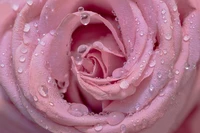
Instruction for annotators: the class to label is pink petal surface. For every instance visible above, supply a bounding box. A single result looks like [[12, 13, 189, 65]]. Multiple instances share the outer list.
[[0, 0, 200, 133]]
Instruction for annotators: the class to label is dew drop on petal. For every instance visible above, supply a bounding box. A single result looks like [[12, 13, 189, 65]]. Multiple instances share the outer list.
[[80, 12, 90, 26], [173, 5, 177, 12], [157, 72, 162, 79], [149, 84, 154, 92], [107, 112, 125, 126], [50, 30, 56, 36], [165, 34, 172, 40], [68, 103, 89, 117], [94, 124, 103, 132], [17, 68, 23, 74], [12, 4, 19, 11], [24, 24, 30, 32], [49, 102, 54, 106], [73, 53, 83, 65], [184, 63, 190, 70], [77, 44, 88, 53], [78, 7, 84, 12], [120, 80, 129, 89], [175, 70, 180, 75], [183, 35, 190, 42], [19, 55, 26, 63], [33, 96, 38, 102], [161, 9, 166, 14], [27, 0, 33, 6], [38, 85, 48, 97], [112, 68, 126, 78], [21, 47, 28, 54], [0, 64, 5, 68], [120, 124, 127, 133], [149, 60, 156, 67]]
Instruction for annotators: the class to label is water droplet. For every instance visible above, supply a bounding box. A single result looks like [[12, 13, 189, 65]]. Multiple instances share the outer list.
[[135, 103, 140, 112], [19, 55, 26, 63], [78, 7, 84, 12], [77, 44, 88, 53], [107, 112, 125, 126], [24, 24, 30, 32], [168, 70, 174, 78], [157, 72, 162, 79], [50, 30, 56, 36], [12, 4, 19, 11], [33, 96, 38, 102], [38, 85, 48, 97], [120, 80, 129, 89], [68, 103, 89, 117], [175, 70, 179, 75], [149, 84, 154, 92], [184, 63, 190, 70], [0, 64, 5, 68], [17, 68, 23, 74], [161, 59, 165, 64], [112, 68, 126, 78], [149, 60, 156, 67], [173, 6, 177, 12], [161, 9, 166, 14], [140, 31, 144, 36], [94, 124, 103, 132], [21, 47, 28, 54], [49, 102, 54, 106], [165, 34, 172, 40], [27, 0, 33, 6], [120, 124, 127, 133], [163, 49, 168, 54], [115, 17, 119, 22], [80, 12, 90, 26], [39, 40, 46, 46], [73, 53, 83, 65], [183, 35, 190, 42]]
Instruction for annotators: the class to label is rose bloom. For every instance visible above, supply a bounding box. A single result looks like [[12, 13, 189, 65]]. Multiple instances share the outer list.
[[0, 0, 200, 133]]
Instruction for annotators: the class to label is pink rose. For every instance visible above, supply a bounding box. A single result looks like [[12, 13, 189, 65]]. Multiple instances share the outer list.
[[0, 0, 200, 133]]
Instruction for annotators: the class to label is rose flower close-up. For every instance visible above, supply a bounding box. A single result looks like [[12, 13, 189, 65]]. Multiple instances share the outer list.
[[0, 0, 200, 133]]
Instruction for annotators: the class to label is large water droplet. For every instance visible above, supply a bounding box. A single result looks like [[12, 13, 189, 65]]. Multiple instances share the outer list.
[[38, 85, 48, 97], [80, 12, 90, 26], [77, 44, 88, 53], [120, 80, 129, 89], [112, 68, 126, 78], [94, 124, 103, 132], [73, 53, 83, 65], [24, 24, 30, 32], [68, 103, 89, 117], [107, 112, 125, 126]]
